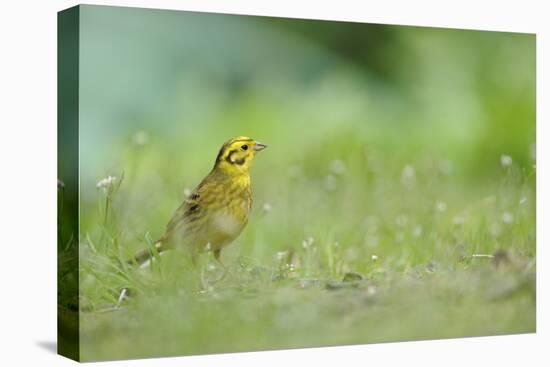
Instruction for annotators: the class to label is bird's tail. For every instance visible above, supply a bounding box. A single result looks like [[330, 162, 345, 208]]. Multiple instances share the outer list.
[[130, 241, 166, 268]]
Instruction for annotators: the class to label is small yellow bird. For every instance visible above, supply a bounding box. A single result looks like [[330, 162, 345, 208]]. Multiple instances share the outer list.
[[133, 136, 267, 266]]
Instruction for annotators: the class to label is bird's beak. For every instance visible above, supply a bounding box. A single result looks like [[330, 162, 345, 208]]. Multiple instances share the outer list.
[[253, 142, 267, 151]]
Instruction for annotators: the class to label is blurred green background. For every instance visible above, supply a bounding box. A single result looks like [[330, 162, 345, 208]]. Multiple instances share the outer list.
[[69, 5, 535, 361]]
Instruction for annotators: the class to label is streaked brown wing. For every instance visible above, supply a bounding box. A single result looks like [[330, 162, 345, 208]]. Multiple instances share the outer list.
[[160, 175, 216, 245]]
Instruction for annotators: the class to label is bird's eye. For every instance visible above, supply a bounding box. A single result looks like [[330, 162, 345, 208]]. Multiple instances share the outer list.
[[241, 145, 248, 150]]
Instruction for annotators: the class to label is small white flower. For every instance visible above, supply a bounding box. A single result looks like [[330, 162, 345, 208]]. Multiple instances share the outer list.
[[519, 197, 527, 205], [401, 164, 416, 185], [302, 236, 314, 249], [96, 176, 116, 192], [329, 159, 346, 175], [501, 211, 514, 224], [436, 201, 447, 213], [183, 188, 192, 198], [132, 130, 149, 146], [500, 155, 513, 167], [276, 251, 288, 261], [263, 203, 272, 213], [403, 164, 415, 178], [412, 225, 423, 238], [452, 216, 465, 225], [371, 254, 378, 262]]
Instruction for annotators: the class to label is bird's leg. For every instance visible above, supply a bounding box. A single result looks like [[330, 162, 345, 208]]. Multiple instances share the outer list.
[[199, 247, 220, 290], [213, 248, 222, 263], [199, 248, 228, 290], [213, 249, 230, 281]]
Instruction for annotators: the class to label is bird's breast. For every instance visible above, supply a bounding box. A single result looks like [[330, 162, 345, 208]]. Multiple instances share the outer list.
[[206, 187, 251, 247], [211, 209, 245, 238]]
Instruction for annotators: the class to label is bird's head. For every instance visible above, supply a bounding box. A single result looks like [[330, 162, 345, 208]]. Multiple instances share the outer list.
[[214, 136, 267, 176]]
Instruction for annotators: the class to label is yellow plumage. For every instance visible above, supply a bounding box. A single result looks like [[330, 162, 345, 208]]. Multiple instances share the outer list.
[[133, 136, 266, 265]]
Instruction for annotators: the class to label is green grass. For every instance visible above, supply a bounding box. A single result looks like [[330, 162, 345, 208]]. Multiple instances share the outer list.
[[72, 137, 535, 361]]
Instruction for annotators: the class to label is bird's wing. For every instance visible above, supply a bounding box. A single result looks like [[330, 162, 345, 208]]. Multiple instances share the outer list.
[[161, 175, 217, 245]]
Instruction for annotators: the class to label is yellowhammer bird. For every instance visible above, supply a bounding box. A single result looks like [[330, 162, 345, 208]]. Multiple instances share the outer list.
[[132, 136, 267, 266]]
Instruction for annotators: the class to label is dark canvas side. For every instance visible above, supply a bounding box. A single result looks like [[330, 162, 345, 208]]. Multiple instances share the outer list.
[[57, 5, 80, 362]]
